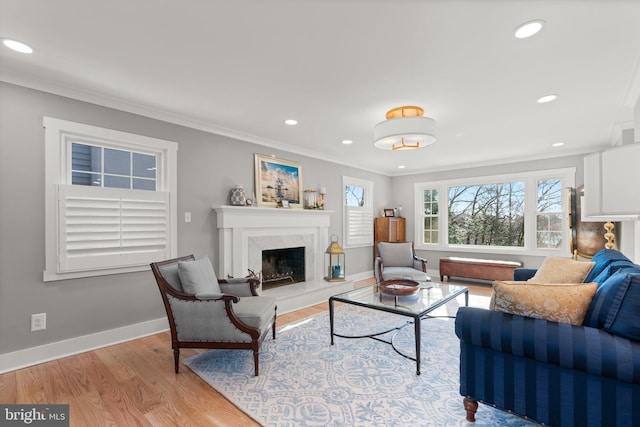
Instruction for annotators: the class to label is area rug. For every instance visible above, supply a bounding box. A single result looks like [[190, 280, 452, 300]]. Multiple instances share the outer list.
[[185, 304, 539, 426]]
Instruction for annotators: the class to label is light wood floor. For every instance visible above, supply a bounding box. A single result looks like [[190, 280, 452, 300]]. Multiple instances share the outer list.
[[0, 279, 491, 426]]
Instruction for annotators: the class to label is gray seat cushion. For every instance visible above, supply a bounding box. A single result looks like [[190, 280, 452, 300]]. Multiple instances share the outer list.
[[382, 267, 430, 282], [233, 296, 277, 329]]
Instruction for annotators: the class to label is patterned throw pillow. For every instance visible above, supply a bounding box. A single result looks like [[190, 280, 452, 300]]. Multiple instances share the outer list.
[[490, 281, 598, 326], [527, 257, 595, 284]]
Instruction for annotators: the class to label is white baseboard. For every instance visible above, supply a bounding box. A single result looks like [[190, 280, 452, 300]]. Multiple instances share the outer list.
[[0, 317, 169, 374], [0, 270, 380, 374]]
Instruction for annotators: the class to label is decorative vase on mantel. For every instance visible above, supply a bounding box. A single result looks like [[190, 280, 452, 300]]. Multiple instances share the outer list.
[[229, 184, 247, 206]]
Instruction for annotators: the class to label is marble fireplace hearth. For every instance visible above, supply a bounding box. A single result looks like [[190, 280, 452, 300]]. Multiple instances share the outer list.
[[213, 205, 353, 313]]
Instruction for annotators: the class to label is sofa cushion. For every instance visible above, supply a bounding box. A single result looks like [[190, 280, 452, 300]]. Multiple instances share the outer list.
[[584, 248, 632, 283], [490, 281, 598, 326], [603, 273, 640, 341], [178, 256, 222, 295], [527, 257, 594, 284], [590, 259, 639, 285], [583, 267, 640, 328]]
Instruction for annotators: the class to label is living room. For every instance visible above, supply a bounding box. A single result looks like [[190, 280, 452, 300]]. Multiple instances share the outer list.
[[1, 1, 640, 426]]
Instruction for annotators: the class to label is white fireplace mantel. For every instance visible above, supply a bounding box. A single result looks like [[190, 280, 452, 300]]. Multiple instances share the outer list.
[[213, 205, 334, 281]]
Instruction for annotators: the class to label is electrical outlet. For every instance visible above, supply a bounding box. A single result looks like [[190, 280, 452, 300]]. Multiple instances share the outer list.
[[185, 212, 191, 223], [31, 313, 46, 331]]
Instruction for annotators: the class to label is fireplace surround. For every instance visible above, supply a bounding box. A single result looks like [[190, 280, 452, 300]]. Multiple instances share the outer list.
[[213, 205, 352, 312]]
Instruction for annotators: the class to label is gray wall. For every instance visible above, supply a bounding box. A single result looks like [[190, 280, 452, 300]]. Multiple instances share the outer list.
[[0, 82, 390, 355], [389, 155, 586, 270]]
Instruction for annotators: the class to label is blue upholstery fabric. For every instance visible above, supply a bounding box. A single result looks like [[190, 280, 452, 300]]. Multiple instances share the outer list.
[[583, 267, 640, 328], [584, 249, 632, 283], [456, 306, 640, 426], [603, 273, 640, 341], [513, 267, 537, 281]]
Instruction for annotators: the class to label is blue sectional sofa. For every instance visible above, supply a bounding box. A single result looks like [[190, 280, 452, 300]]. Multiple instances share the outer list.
[[455, 249, 640, 426]]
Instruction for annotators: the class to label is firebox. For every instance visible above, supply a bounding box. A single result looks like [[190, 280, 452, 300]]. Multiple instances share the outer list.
[[261, 246, 305, 288]]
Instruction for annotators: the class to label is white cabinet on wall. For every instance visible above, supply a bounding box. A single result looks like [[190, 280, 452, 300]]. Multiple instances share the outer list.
[[583, 143, 640, 219]]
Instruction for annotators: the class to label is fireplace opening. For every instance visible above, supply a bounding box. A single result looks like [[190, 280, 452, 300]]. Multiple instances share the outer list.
[[261, 246, 305, 289]]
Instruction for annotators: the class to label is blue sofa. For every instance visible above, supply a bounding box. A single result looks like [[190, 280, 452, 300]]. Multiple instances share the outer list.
[[455, 249, 640, 426]]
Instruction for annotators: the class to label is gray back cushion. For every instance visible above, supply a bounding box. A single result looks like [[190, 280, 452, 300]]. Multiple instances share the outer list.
[[178, 256, 222, 295], [378, 242, 413, 267], [158, 263, 184, 292]]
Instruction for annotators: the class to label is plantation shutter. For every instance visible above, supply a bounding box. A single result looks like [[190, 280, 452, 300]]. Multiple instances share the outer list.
[[345, 206, 373, 247], [57, 184, 170, 272]]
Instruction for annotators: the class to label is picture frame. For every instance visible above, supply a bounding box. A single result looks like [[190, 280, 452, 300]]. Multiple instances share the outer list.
[[254, 154, 302, 208], [384, 208, 395, 217]]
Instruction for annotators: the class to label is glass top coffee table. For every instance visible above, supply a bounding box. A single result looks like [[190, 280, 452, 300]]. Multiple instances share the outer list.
[[329, 281, 468, 375]]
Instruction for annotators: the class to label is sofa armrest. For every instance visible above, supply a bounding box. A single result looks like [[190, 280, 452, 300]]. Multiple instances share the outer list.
[[513, 267, 537, 281], [455, 306, 640, 385]]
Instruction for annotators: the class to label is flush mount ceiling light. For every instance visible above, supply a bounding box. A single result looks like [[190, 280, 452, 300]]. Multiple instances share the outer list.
[[537, 94, 558, 103], [284, 119, 298, 126], [374, 106, 436, 151], [341, 139, 353, 145], [2, 38, 33, 54], [514, 20, 545, 39]]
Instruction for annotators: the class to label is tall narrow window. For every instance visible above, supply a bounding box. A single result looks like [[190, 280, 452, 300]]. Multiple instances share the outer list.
[[536, 178, 563, 249], [422, 189, 439, 244], [44, 117, 178, 281], [343, 176, 374, 248]]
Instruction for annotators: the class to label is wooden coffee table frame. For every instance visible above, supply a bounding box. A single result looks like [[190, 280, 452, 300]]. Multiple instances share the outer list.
[[329, 284, 468, 375]]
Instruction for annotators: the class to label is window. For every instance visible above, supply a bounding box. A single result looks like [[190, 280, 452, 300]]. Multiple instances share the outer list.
[[44, 117, 178, 281], [414, 168, 575, 255], [342, 176, 374, 248], [422, 189, 439, 244], [71, 143, 157, 190]]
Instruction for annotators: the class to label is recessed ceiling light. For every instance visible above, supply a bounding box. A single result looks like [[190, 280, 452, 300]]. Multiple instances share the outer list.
[[552, 142, 565, 147], [341, 140, 353, 145], [514, 20, 545, 39], [398, 165, 406, 169], [2, 39, 33, 54], [284, 119, 298, 126], [537, 94, 558, 103]]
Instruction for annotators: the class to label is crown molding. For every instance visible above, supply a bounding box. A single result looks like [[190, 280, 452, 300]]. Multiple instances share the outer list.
[[0, 69, 387, 176]]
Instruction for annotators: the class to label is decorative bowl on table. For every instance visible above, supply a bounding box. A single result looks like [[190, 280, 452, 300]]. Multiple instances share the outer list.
[[378, 280, 421, 296]]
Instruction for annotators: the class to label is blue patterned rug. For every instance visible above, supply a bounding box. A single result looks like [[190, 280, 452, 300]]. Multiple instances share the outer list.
[[185, 303, 539, 426]]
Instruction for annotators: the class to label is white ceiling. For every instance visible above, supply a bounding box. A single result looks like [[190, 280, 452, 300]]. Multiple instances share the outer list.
[[2, 0, 640, 175]]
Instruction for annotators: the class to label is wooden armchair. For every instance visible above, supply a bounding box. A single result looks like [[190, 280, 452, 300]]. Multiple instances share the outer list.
[[150, 255, 276, 376]]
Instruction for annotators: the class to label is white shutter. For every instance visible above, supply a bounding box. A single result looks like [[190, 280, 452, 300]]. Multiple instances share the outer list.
[[345, 206, 373, 247], [58, 184, 170, 272]]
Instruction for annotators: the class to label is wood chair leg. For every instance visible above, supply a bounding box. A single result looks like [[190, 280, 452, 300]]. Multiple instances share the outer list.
[[174, 348, 180, 373], [463, 397, 478, 422], [253, 349, 259, 376], [272, 319, 277, 339]]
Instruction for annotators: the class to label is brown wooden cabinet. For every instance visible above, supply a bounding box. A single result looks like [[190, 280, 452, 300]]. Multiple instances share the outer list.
[[373, 217, 406, 260]]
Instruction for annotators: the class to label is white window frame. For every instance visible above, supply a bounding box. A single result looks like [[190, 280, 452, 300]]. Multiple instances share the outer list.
[[44, 117, 178, 281], [413, 168, 575, 256], [342, 176, 374, 248]]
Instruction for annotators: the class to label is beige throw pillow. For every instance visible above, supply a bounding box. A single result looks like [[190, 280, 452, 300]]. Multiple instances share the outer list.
[[490, 281, 598, 326], [527, 257, 594, 284]]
